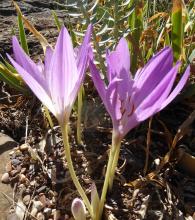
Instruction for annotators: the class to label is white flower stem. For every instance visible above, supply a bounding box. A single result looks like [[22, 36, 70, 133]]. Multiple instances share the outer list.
[[108, 142, 121, 190], [77, 86, 83, 145], [97, 131, 121, 220], [61, 123, 93, 218]]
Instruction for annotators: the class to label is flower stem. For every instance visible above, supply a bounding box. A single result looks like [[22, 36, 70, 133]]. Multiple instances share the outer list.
[[97, 131, 121, 220], [61, 123, 93, 218], [108, 140, 121, 191], [77, 86, 83, 145]]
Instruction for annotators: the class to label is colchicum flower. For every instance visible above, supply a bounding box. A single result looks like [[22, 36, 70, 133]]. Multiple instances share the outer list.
[[90, 38, 190, 140], [89, 38, 190, 219], [7, 25, 92, 125]]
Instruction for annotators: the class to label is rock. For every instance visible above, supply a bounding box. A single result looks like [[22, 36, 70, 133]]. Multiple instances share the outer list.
[[11, 158, 21, 166], [19, 174, 28, 183], [23, 194, 31, 206], [6, 213, 20, 220], [37, 212, 45, 220], [1, 172, 10, 183], [44, 207, 52, 217], [5, 161, 12, 172], [39, 194, 47, 207], [19, 143, 29, 151], [37, 185, 47, 193], [0, 133, 17, 218], [33, 200, 44, 211], [31, 207, 38, 217], [10, 169, 19, 177]]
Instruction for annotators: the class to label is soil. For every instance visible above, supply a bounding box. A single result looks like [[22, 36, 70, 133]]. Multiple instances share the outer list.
[[0, 1, 195, 220]]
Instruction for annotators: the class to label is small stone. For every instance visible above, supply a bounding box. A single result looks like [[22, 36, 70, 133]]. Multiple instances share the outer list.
[[16, 165, 22, 172], [10, 169, 19, 177], [9, 151, 15, 156], [11, 159, 20, 166], [15, 150, 22, 156], [6, 213, 20, 220], [19, 143, 29, 151], [44, 207, 52, 217], [36, 212, 45, 220], [5, 161, 12, 172], [39, 194, 47, 207], [31, 207, 38, 217], [37, 185, 47, 194], [19, 174, 27, 183], [33, 201, 44, 211], [23, 194, 31, 205], [21, 168, 26, 174], [1, 172, 10, 183]]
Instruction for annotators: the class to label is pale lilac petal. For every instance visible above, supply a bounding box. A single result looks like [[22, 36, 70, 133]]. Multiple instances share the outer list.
[[134, 47, 173, 105], [68, 25, 92, 108], [121, 114, 139, 137], [136, 62, 181, 121], [7, 54, 55, 115], [89, 60, 106, 103], [117, 71, 134, 101], [49, 26, 78, 117], [12, 37, 43, 79], [76, 24, 92, 75], [44, 46, 53, 77], [106, 38, 131, 82], [106, 77, 123, 121], [159, 65, 190, 110]]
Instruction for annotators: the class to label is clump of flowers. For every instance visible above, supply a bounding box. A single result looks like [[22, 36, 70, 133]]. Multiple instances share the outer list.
[[8, 25, 190, 220]]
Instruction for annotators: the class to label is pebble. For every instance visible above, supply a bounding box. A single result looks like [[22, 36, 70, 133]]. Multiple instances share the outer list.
[[9, 151, 15, 156], [37, 212, 45, 220], [37, 185, 47, 194], [19, 174, 28, 183], [5, 161, 12, 172], [44, 207, 52, 217], [19, 143, 29, 151], [10, 170, 19, 177], [39, 194, 47, 207], [1, 172, 10, 183], [31, 207, 38, 217], [33, 201, 44, 211], [21, 167, 26, 174], [23, 194, 31, 205], [11, 159, 20, 166]]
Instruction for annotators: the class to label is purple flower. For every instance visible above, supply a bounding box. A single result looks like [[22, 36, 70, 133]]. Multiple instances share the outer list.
[[8, 25, 92, 124], [90, 38, 190, 139]]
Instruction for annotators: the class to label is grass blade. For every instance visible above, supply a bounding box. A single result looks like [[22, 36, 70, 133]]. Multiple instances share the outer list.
[[18, 12, 29, 55], [171, 0, 183, 61]]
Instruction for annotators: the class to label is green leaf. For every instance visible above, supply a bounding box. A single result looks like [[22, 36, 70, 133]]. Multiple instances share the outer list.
[[128, 0, 144, 73], [52, 10, 62, 31], [18, 12, 29, 55], [171, 0, 183, 61], [0, 63, 29, 94]]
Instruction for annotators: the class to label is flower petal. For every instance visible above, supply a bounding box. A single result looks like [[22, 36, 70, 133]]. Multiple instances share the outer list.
[[134, 47, 173, 105], [76, 24, 92, 76], [7, 54, 55, 116], [44, 46, 53, 77], [48, 26, 78, 118], [12, 37, 43, 80], [159, 65, 190, 110], [106, 78, 122, 121], [136, 62, 181, 121], [68, 25, 92, 108], [106, 38, 131, 82], [89, 60, 106, 103]]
